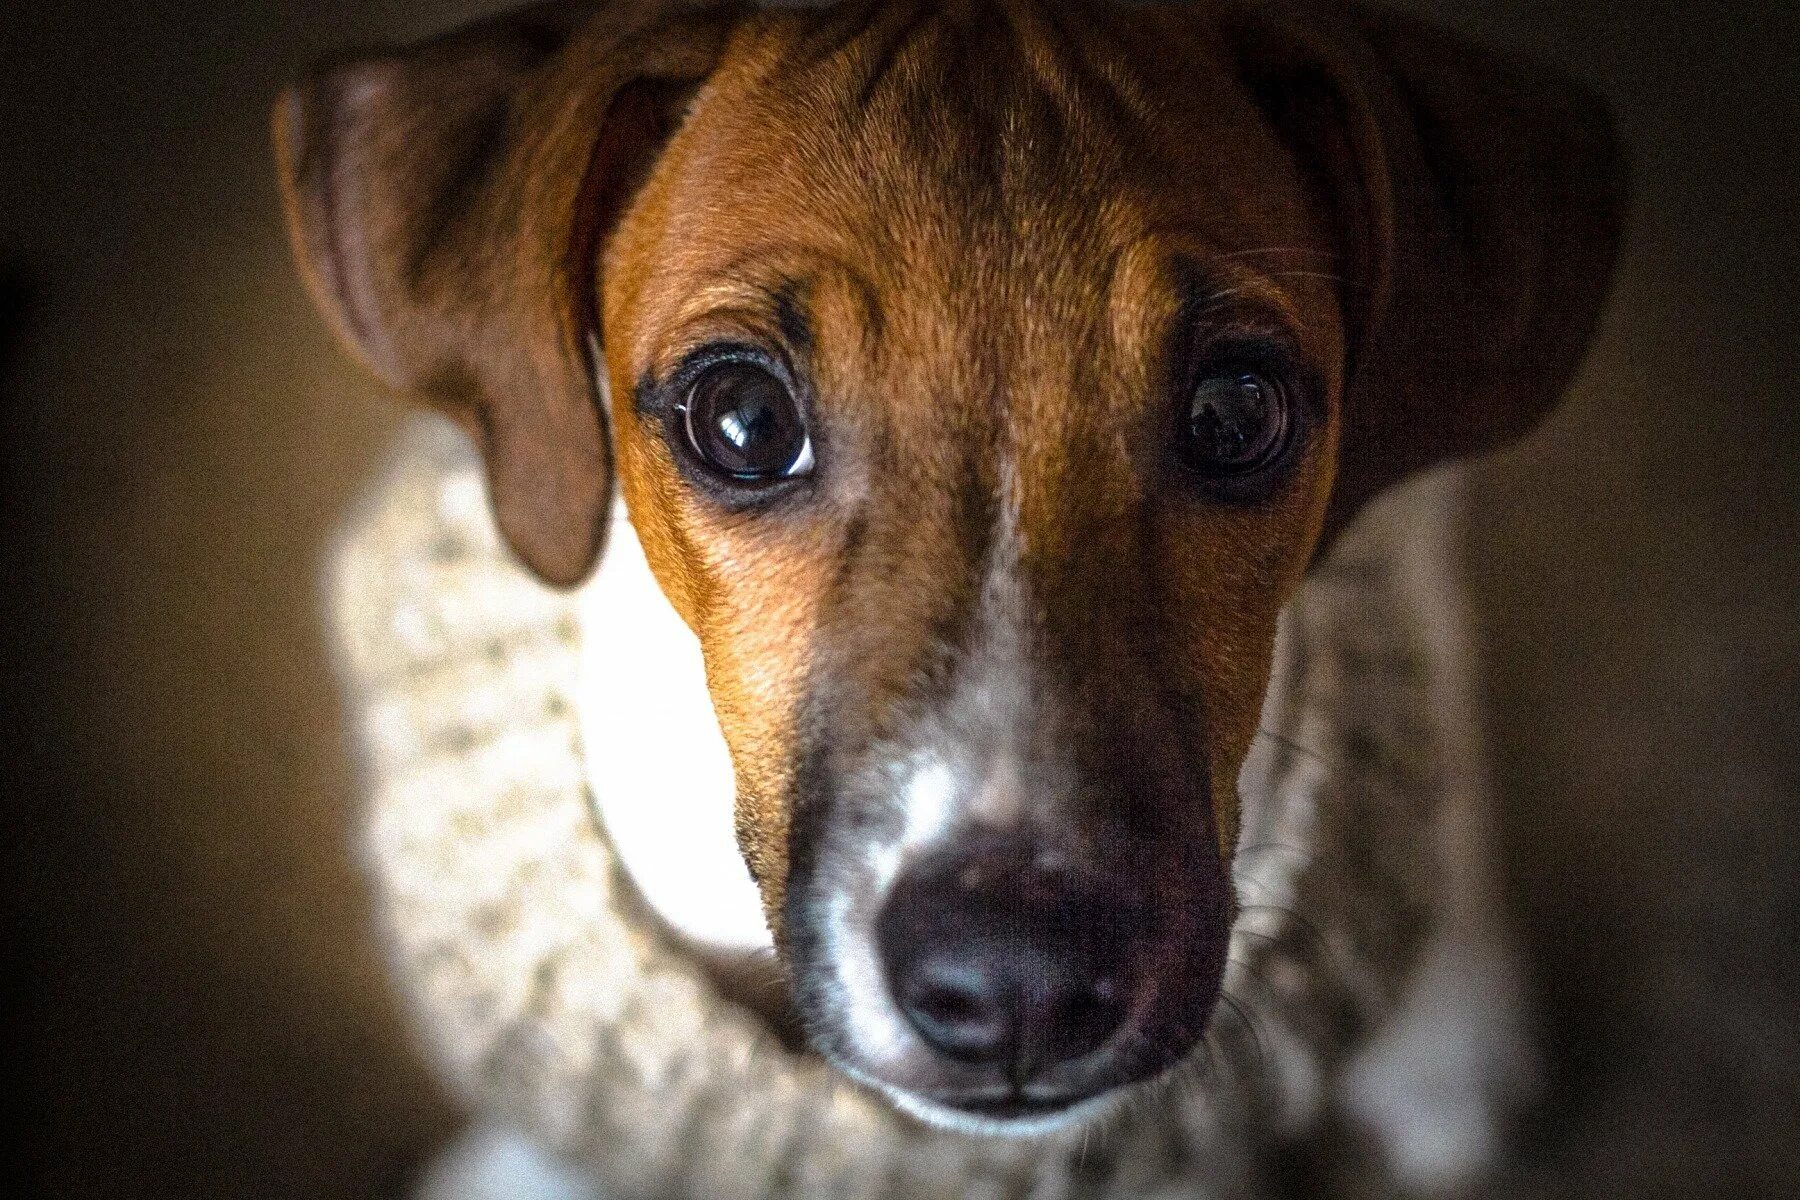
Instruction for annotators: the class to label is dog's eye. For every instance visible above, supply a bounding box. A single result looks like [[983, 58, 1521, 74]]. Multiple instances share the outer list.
[[1179, 369, 1290, 477], [681, 361, 813, 481]]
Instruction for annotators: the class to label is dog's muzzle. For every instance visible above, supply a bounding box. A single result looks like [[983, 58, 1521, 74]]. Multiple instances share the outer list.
[[875, 835, 1144, 1118], [789, 793, 1231, 1134]]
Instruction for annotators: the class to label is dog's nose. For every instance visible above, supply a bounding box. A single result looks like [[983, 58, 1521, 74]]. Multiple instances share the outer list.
[[876, 844, 1134, 1077]]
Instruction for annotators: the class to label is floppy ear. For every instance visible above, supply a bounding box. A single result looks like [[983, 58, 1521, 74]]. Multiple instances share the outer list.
[[274, 1, 746, 586], [1224, 1, 1628, 543]]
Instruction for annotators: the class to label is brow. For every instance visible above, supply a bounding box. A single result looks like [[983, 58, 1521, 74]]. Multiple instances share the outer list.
[[630, 275, 812, 417], [1172, 255, 1316, 336], [773, 279, 815, 362]]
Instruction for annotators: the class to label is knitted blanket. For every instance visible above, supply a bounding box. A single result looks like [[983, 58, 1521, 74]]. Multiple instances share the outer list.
[[329, 417, 1492, 1199]]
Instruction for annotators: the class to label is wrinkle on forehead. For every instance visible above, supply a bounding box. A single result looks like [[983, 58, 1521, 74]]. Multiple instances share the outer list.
[[681, 2, 1151, 281], [622, 0, 1332, 359]]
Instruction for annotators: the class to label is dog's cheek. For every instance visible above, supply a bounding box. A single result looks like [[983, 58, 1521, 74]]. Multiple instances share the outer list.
[[1191, 595, 1282, 857], [611, 404, 708, 623], [1158, 486, 1329, 853], [690, 533, 835, 924]]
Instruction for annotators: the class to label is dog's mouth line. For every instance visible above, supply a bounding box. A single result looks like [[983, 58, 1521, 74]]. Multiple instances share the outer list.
[[933, 1091, 1081, 1120], [875, 1073, 1130, 1139]]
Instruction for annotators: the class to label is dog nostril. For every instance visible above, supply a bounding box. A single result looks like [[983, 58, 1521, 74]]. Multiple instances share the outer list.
[[896, 962, 1016, 1063], [916, 988, 979, 1026]]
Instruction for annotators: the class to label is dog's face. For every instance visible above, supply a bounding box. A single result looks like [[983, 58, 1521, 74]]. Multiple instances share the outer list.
[[277, 0, 1622, 1133], [603, 11, 1341, 1126]]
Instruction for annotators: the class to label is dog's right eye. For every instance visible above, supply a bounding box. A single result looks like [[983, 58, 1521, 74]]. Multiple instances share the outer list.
[[679, 361, 814, 482]]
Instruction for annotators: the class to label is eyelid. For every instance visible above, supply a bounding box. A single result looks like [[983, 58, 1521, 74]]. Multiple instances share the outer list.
[[640, 338, 795, 419], [668, 341, 794, 395]]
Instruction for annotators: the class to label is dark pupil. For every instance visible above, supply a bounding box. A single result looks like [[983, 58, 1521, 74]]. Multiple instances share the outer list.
[[1186, 372, 1279, 472], [690, 364, 804, 477]]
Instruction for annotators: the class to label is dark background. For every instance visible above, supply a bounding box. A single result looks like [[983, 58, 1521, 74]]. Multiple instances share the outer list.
[[2, 2, 1795, 1197]]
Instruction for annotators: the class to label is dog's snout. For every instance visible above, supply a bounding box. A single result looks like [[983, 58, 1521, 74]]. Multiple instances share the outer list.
[[876, 842, 1135, 1081]]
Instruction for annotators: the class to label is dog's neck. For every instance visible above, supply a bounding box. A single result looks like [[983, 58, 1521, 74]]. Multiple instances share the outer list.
[[574, 508, 776, 957]]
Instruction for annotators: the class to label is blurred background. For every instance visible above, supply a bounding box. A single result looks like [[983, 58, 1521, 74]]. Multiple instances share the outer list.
[[2, 1, 1794, 1197]]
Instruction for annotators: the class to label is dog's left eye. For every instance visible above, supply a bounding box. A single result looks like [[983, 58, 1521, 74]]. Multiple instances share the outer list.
[[1178, 368, 1292, 479], [680, 361, 814, 481]]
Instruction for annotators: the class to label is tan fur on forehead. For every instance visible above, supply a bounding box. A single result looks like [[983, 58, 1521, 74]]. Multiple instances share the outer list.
[[626, 7, 1315, 292]]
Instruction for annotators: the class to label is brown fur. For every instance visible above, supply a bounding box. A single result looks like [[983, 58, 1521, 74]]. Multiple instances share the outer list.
[[276, 0, 1621, 936]]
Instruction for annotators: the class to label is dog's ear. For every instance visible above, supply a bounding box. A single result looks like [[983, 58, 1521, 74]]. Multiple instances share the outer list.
[[1223, 1, 1628, 543], [274, 1, 746, 586]]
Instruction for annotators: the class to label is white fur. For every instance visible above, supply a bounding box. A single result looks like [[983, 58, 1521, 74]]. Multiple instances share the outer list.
[[898, 758, 960, 853], [885, 1083, 1120, 1140]]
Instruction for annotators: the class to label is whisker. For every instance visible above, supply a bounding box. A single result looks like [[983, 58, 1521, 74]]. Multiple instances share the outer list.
[[1185, 268, 1367, 318], [1252, 725, 1340, 774], [1199, 246, 1341, 264], [1218, 989, 1268, 1074], [1205, 1018, 1255, 1098], [1200, 1027, 1228, 1095], [1094, 1086, 1133, 1148], [1168, 1048, 1211, 1115], [1238, 906, 1339, 978], [1186, 282, 1262, 308], [1226, 951, 1278, 995], [1233, 839, 1311, 859], [1238, 902, 1335, 964], [1264, 267, 1366, 289], [1230, 924, 1321, 975]]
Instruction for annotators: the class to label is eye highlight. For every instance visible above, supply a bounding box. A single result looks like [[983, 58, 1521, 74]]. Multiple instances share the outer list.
[[677, 359, 814, 482], [1177, 367, 1294, 486]]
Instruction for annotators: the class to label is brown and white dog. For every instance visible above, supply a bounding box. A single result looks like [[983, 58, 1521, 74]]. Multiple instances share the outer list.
[[276, 0, 1621, 1140]]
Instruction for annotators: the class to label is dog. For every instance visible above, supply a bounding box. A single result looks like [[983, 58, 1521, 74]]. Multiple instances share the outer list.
[[276, 0, 1622, 1144]]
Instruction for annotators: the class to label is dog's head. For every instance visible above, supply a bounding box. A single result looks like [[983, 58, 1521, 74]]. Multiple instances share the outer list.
[[277, 0, 1622, 1134]]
